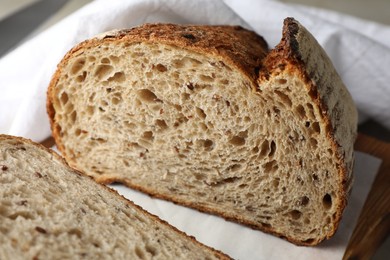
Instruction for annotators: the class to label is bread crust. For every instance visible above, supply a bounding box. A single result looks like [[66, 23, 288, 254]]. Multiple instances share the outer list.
[[47, 19, 357, 246], [0, 134, 230, 259]]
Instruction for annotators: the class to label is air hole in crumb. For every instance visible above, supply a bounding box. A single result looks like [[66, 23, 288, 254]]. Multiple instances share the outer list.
[[298, 196, 309, 207], [290, 210, 302, 220], [183, 57, 202, 66], [226, 164, 242, 172], [56, 125, 62, 136], [193, 172, 205, 181], [309, 138, 318, 148], [107, 72, 125, 82], [174, 104, 182, 111], [274, 90, 292, 107], [273, 106, 280, 115], [70, 111, 77, 123], [142, 131, 154, 141], [71, 58, 85, 75], [60, 92, 69, 105], [199, 122, 208, 131], [182, 93, 190, 101], [199, 74, 214, 82], [203, 139, 214, 150], [137, 89, 161, 103], [145, 244, 157, 256], [196, 139, 214, 151], [278, 78, 287, 84], [101, 100, 109, 107], [262, 222, 272, 228], [238, 184, 247, 189], [303, 238, 315, 244], [312, 122, 321, 133], [238, 130, 248, 139], [272, 178, 280, 188], [295, 104, 306, 119], [101, 57, 110, 64], [263, 160, 278, 173], [89, 93, 96, 102], [220, 79, 229, 85], [306, 103, 315, 118], [145, 71, 152, 78], [94, 64, 113, 80], [260, 140, 270, 157], [172, 59, 184, 69], [155, 119, 168, 132], [323, 194, 332, 210], [112, 96, 121, 105], [305, 121, 310, 127], [154, 63, 167, 72], [68, 228, 82, 238], [76, 71, 87, 82], [229, 136, 245, 146], [86, 106, 94, 115], [135, 246, 145, 259], [246, 193, 254, 198], [195, 107, 206, 119], [269, 140, 276, 157], [109, 55, 119, 63]]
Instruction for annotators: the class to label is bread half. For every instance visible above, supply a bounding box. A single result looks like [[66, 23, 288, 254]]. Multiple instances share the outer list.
[[0, 135, 229, 259], [47, 18, 358, 245]]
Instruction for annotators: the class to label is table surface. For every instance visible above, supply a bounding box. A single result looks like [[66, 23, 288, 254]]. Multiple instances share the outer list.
[[1, 0, 389, 259]]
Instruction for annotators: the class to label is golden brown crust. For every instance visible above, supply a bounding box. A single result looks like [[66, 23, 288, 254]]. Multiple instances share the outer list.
[[0, 134, 230, 259], [97, 24, 268, 83]]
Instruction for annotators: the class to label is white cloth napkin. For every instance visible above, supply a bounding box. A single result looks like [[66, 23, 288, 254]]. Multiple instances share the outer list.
[[1, 0, 390, 141], [111, 152, 380, 260], [0, 0, 386, 258]]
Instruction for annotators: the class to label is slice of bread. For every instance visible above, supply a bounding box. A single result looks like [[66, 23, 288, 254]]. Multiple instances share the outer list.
[[47, 18, 358, 246], [0, 135, 229, 259]]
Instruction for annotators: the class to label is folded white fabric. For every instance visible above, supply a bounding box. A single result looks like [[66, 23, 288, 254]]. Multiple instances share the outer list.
[[1, 0, 390, 142], [0, 0, 386, 259]]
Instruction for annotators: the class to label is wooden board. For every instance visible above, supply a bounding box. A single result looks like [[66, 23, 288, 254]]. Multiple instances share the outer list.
[[39, 134, 390, 258], [344, 134, 390, 259]]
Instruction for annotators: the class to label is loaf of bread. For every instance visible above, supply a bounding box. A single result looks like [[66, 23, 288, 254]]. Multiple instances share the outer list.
[[47, 18, 358, 245], [0, 135, 229, 259]]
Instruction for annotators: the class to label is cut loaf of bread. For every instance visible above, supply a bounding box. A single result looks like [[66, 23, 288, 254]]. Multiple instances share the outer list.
[[47, 18, 358, 245], [0, 135, 229, 259]]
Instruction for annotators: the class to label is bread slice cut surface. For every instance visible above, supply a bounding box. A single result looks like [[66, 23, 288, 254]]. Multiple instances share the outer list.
[[0, 135, 228, 259], [47, 19, 358, 246]]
